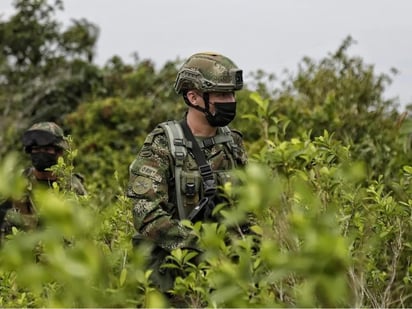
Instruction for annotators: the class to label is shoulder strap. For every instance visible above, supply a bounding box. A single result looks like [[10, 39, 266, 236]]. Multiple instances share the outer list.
[[159, 121, 187, 167], [196, 126, 235, 150], [158, 121, 188, 220]]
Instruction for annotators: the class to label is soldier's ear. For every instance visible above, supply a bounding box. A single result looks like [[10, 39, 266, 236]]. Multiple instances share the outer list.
[[186, 90, 200, 106]]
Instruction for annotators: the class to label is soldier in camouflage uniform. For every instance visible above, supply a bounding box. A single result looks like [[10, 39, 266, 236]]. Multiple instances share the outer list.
[[0, 122, 86, 242], [126, 52, 248, 294]]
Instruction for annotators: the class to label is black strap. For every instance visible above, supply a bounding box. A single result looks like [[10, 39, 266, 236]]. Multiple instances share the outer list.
[[179, 120, 216, 198]]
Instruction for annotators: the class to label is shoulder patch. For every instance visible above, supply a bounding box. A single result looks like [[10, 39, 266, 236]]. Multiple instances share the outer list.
[[132, 176, 153, 195], [139, 165, 162, 182]]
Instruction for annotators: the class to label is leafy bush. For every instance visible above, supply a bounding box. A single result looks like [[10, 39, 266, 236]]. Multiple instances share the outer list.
[[1, 1, 412, 307]]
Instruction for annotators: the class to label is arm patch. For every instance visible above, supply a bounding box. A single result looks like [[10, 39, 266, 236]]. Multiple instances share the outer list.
[[132, 176, 153, 195]]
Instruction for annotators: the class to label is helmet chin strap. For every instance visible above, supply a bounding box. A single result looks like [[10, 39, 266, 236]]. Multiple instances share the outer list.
[[183, 92, 213, 117]]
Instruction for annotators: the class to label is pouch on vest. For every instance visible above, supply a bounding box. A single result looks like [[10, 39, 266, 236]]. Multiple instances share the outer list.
[[180, 170, 200, 207]]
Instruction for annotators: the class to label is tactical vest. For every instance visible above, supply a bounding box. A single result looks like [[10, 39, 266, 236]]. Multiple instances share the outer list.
[[159, 120, 241, 220]]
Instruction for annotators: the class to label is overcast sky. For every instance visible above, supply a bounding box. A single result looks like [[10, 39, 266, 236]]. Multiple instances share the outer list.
[[2, 0, 412, 109]]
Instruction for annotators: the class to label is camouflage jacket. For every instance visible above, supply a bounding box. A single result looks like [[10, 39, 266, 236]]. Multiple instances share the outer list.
[[127, 121, 248, 252], [0, 167, 86, 237]]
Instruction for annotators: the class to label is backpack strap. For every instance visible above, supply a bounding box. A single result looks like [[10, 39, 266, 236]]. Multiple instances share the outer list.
[[217, 126, 239, 167], [158, 121, 188, 219], [197, 129, 234, 149], [219, 126, 239, 152]]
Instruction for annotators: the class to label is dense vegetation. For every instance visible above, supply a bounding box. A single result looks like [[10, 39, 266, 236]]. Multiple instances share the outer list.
[[1, 0, 412, 307]]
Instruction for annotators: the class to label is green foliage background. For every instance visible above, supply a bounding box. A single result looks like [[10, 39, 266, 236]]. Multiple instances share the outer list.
[[1, 1, 412, 307]]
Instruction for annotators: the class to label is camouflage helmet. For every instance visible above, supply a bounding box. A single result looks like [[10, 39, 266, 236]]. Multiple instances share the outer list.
[[174, 52, 243, 94], [22, 122, 68, 152]]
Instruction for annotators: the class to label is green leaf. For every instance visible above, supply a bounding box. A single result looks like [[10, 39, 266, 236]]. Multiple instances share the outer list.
[[402, 165, 412, 174], [119, 268, 127, 287]]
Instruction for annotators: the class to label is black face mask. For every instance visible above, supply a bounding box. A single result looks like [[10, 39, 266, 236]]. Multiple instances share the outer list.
[[205, 102, 237, 127], [31, 152, 58, 171]]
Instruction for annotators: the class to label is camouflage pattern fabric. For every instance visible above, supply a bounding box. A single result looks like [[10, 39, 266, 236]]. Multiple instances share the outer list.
[[174, 52, 243, 94], [24, 122, 69, 150], [22, 166, 87, 196], [127, 121, 247, 290], [0, 167, 86, 240]]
